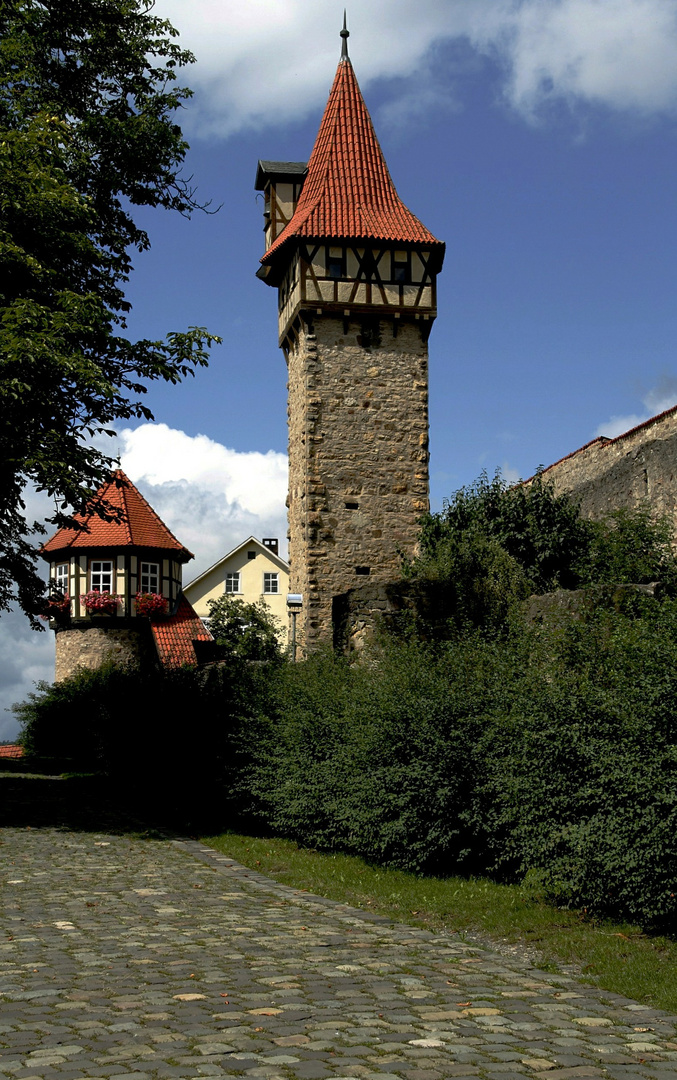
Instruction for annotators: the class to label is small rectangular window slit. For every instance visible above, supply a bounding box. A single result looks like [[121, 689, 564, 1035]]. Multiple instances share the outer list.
[[355, 566, 371, 576], [345, 501, 359, 510]]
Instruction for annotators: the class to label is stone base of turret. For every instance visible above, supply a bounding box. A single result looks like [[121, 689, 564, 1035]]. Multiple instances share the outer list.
[[55, 621, 155, 682]]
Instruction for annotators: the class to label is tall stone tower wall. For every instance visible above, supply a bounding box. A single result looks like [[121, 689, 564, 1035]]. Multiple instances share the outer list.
[[287, 316, 429, 648]]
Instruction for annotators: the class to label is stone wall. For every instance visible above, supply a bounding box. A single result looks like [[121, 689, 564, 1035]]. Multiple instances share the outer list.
[[541, 407, 677, 523], [55, 623, 153, 682], [287, 315, 430, 650]]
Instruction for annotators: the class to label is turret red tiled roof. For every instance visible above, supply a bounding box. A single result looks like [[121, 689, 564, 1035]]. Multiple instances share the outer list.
[[262, 57, 442, 264], [151, 595, 212, 668], [41, 470, 193, 561]]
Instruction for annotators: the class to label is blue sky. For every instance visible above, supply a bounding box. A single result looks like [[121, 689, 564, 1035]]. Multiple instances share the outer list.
[[3, 0, 677, 736]]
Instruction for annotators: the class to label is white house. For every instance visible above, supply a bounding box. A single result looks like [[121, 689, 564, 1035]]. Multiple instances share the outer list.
[[183, 537, 290, 645]]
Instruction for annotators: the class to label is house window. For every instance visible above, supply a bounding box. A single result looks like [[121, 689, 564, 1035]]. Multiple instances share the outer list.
[[54, 563, 69, 593], [225, 572, 241, 593], [90, 560, 113, 592], [140, 562, 159, 593], [263, 572, 279, 594]]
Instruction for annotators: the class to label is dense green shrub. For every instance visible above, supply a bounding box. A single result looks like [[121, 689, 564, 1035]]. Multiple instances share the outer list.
[[236, 603, 677, 931], [14, 659, 272, 828], [245, 643, 497, 870], [406, 471, 677, 636]]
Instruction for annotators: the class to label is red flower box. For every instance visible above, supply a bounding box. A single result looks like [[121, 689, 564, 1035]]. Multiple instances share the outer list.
[[135, 592, 167, 619]]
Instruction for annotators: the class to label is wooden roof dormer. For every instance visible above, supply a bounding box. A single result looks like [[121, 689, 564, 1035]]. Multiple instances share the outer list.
[[256, 22, 445, 342]]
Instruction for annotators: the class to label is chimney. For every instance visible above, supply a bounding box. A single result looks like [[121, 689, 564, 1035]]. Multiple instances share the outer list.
[[262, 538, 279, 556]]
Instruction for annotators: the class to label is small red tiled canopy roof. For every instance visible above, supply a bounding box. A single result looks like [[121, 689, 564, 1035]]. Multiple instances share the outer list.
[[41, 470, 193, 562], [151, 595, 212, 668], [0, 744, 23, 759], [262, 56, 443, 265]]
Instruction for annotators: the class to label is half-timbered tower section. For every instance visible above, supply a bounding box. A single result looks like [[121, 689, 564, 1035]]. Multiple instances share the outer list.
[[41, 470, 210, 680], [256, 25, 445, 649]]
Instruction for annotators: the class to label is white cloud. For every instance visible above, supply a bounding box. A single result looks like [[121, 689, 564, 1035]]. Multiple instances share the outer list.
[[155, 0, 677, 137], [501, 461, 522, 485], [595, 377, 677, 438], [0, 424, 288, 736], [118, 423, 288, 577]]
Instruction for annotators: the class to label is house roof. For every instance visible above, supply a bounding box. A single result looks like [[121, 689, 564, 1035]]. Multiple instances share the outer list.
[[41, 470, 193, 562], [261, 53, 443, 266], [184, 536, 290, 593], [151, 595, 213, 668]]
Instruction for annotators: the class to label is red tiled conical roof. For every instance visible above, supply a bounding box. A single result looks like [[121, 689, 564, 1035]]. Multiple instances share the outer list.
[[41, 470, 193, 561], [151, 595, 212, 668], [262, 57, 442, 265]]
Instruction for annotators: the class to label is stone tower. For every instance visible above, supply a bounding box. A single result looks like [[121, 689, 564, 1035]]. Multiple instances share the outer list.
[[256, 22, 445, 649]]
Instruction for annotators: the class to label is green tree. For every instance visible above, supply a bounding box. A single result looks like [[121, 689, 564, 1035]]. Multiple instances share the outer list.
[[0, 0, 220, 623], [207, 596, 284, 663], [405, 471, 677, 636]]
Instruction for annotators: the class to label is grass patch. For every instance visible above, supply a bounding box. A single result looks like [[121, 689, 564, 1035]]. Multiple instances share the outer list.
[[203, 830, 677, 1014]]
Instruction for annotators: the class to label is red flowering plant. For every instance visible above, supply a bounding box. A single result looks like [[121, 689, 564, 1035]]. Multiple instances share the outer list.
[[81, 590, 120, 615], [135, 592, 167, 618], [40, 592, 71, 621]]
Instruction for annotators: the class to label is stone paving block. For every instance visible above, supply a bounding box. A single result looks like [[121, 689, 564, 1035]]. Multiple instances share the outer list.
[[1, 829, 676, 1080]]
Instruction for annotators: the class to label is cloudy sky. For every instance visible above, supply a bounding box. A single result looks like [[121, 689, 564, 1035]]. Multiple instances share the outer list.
[[4, 0, 677, 737]]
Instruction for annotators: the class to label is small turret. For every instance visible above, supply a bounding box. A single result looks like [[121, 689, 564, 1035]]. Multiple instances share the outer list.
[[41, 471, 210, 679]]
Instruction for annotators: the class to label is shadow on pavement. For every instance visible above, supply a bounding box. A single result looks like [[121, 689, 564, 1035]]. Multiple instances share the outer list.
[[0, 771, 177, 835]]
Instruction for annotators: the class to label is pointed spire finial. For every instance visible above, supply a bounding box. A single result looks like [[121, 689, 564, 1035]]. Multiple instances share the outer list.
[[340, 10, 349, 60]]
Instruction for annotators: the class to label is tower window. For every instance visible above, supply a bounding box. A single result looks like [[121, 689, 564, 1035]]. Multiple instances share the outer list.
[[345, 502, 359, 510], [54, 563, 69, 593], [355, 566, 371, 576], [140, 562, 159, 593], [328, 255, 344, 279], [90, 560, 113, 592], [393, 252, 409, 283], [225, 572, 241, 593], [263, 572, 279, 594]]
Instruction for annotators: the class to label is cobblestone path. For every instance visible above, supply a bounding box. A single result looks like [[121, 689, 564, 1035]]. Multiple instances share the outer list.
[[1, 829, 676, 1080]]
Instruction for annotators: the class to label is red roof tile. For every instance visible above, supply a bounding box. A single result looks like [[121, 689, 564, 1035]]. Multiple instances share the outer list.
[[41, 470, 193, 561], [0, 744, 23, 759], [262, 57, 443, 265], [151, 595, 212, 669]]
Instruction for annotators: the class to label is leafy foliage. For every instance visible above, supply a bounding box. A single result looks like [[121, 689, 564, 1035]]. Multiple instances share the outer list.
[[405, 471, 677, 636], [206, 595, 284, 662], [237, 607, 677, 931], [0, 0, 219, 622]]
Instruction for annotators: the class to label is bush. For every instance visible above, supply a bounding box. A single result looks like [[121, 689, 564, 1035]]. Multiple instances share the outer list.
[[405, 471, 677, 637], [235, 603, 677, 931], [13, 658, 274, 829], [246, 643, 495, 871]]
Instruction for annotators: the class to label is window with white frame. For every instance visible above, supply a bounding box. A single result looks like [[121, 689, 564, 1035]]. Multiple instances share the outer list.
[[225, 572, 240, 593], [90, 560, 113, 592], [54, 563, 69, 594], [140, 561, 159, 593], [263, 572, 279, 594]]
